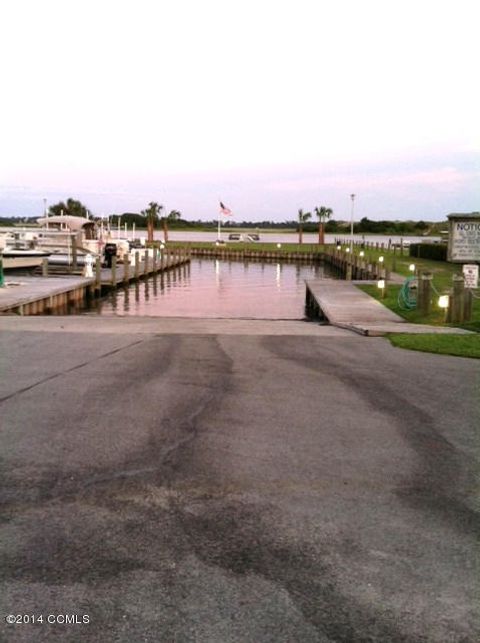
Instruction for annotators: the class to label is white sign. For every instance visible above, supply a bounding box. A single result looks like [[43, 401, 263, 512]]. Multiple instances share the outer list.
[[463, 264, 479, 288], [449, 219, 480, 262]]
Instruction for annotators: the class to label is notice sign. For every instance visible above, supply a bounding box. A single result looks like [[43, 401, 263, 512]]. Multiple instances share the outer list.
[[463, 264, 479, 288], [447, 214, 480, 262]]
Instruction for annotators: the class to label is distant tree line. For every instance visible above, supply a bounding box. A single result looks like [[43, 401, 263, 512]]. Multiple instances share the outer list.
[[0, 197, 440, 236], [354, 217, 430, 234]]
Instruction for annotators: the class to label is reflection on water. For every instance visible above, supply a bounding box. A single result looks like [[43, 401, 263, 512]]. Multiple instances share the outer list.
[[84, 258, 337, 319]]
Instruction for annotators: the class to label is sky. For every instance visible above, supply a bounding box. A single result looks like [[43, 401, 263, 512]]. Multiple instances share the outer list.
[[0, 0, 478, 221]]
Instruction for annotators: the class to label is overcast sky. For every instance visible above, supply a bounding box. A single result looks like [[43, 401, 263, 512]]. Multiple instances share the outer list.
[[0, 0, 478, 221]]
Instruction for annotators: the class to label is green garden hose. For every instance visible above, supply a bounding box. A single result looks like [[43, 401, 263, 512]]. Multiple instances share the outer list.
[[398, 276, 417, 310]]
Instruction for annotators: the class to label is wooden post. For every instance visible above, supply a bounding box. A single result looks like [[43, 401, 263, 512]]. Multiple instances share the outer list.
[[160, 249, 165, 272], [72, 236, 78, 271], [135, 251, 140, 280], [123, 256, 130, 284], [416, 269, 423, 309], [419, 272, 432, 316], [152, 248, 157, 273], [111, 256, 117, 287], [95, 257, 101, 293], [450, 274, 465, 323], [42, 258, 49, 277], [144, 249, 149, 276], [345, 259, 352, 280], [463, 288, 473, 322]]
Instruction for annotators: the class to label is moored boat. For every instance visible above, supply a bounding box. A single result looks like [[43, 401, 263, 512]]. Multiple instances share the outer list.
[[1, 248, 51, 269], [0, 233, 51, 269]]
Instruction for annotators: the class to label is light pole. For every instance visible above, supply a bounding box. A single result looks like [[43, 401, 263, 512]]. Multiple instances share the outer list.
[[349, 193, 355, 254], [43, 197, 48, 229]]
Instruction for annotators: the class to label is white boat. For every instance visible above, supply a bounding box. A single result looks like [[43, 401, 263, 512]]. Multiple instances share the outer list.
[[2, 248, 51, 269], [35, 215, 130, 265], [0, 233, 51, 269]]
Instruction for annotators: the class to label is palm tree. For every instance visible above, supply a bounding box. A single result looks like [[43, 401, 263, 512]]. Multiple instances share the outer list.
[[314, 206, 333, 245], [297, 208, 312, 244], [141, 202, 163, 244], [161, 209, 182, 242]]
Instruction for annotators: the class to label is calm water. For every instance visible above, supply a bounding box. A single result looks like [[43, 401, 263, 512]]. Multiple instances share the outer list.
[[84, 258, 337, 319]]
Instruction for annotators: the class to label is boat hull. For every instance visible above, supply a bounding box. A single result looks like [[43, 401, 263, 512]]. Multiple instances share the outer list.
[[2, 252, 50, 269]]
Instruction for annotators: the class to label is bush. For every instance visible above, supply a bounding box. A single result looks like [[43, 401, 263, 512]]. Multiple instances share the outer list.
[[409, 243, 447, 261]]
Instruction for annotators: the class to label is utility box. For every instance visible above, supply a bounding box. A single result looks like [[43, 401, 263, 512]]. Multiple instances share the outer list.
[[447, 212, 480, 263]]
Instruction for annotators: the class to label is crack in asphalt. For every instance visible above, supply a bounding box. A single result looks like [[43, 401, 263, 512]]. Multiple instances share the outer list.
[[0, 339, 147, 405]]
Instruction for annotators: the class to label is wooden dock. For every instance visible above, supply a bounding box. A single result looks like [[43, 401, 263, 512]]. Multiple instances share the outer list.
[[97, 249, 189, 289], [0, 276, 94, 315], [305, 279, 471, 336], [0, 249, 190, 315]]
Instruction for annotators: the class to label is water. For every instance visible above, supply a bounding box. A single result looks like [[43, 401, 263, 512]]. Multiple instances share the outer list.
[[84, 258, 337, 319]]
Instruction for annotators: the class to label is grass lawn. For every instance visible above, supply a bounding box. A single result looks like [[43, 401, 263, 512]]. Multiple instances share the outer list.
[[163, 240, 324, 254], [387, 333, 480, 359]]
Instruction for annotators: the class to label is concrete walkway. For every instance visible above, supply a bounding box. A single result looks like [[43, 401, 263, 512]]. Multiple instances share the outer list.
[[306, 279, 471, 336], [0, 315, 351, 337]]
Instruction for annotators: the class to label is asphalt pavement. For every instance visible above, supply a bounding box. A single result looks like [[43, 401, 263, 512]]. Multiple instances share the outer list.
[[0, 317, 478, 642]]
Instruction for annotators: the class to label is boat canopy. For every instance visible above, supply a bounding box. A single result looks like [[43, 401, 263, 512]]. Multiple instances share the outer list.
[[36, 215, 97, 232]]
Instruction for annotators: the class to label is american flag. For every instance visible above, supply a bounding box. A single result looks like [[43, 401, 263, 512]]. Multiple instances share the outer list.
[[219, 201, 232, 216]]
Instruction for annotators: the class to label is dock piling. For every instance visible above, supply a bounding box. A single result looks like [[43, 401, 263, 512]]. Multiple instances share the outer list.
[[135, 252, 140, 280], [95, 257, 101, 293], [144, 250, 149, 277], [111, 257, 117, 287], [448, 274, 466, 323], [72, 237, 78, 271]]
